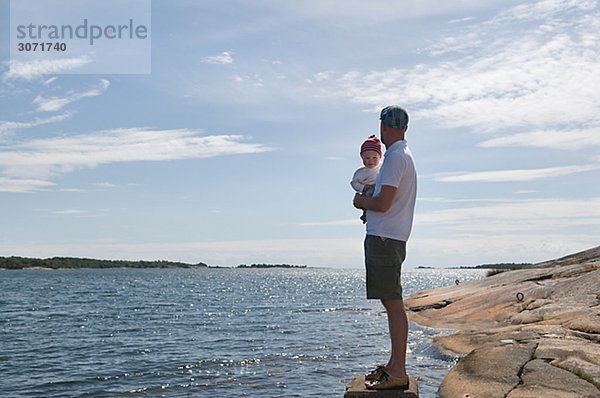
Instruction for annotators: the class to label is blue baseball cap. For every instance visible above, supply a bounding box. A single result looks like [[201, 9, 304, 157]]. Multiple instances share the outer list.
[[380, 105, 409, 129]]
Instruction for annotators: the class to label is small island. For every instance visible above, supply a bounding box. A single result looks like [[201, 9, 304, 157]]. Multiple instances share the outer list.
[[236, 263, 307, 269], [0, 256, 208, 270], [0, 257, 310, 270], [449, 262, 532, 270]]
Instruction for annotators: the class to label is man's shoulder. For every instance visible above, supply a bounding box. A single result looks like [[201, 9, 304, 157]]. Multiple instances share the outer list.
[[384, 145, 412, 164], [384, 140, 408, 155], [381, 144, 415, 180]]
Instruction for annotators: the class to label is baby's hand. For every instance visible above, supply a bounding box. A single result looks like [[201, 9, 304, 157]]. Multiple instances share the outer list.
[[362, 184, 374, 194]]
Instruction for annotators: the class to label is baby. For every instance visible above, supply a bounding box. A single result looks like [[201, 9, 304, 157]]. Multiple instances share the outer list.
[[350, 134, 382, 223]]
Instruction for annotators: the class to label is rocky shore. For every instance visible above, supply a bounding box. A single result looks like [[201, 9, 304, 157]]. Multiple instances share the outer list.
[[406, 246, 600, 398]]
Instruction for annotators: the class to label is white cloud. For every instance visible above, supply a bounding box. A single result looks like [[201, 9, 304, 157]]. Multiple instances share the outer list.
[[90, 182, 118, 189], [33, 79, 110, 112], [490, 0, 596, 24], [52, 209, 89, 215], [5, 57, 91, 80], [314, 71, 332, 82], [433, 164, 600, 182], [50, 208, 109, 217], [478, 128, 600, 150], [409, 197, 600, 264], [418, 197, 508, 204], [319, 0, 600, 133], [231, 74, 265, 87], [515, 190, 536, 194], [415, 198, 600, 233], [257, 0, 519, 25], [0, 128, 272, 188], [410, 233, 598, 267], [300, 219, 357, 227], [0, 177, 55, 193], [33, 97, 71, 113], [448, 16, 476, 24], [202, 51, 234, 65], [59, 188, 87, 193], [43, 77, 58, 86], [303, 197, 600, 236], [0, 113, 72, 136]]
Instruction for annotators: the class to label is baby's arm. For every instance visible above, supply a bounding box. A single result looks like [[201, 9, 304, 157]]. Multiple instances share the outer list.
[[350, 168, 366, 193], [351, 179, 365, 193]]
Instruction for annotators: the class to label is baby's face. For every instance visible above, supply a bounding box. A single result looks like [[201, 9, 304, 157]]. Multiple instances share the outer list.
[[361, 150, 381, 169]]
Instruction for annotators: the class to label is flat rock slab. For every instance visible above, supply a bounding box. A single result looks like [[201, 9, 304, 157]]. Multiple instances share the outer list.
[[439, 342, 537, 398], [344, 375, 419, 398], [506, 359, 600, 398]]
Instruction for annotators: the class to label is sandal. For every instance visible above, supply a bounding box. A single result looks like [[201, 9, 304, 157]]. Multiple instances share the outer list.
[[365, 365, 386, 381], [365, 370, 409, 390]]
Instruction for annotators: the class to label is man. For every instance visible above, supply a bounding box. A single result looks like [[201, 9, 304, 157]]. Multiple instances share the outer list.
[[353, 105, 417, 390]]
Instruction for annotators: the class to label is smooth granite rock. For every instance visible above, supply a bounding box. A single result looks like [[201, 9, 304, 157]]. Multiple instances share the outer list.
[[405, 246, 600, 398], [506, 359, 600, 398], [438, 342, 536, 398]]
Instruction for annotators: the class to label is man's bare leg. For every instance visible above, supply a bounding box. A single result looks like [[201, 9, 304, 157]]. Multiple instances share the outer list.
[[382, 298, 408, 378]]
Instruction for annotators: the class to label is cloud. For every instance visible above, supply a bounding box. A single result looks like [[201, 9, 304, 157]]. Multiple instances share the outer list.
[[303, 196, 600, 236], [0, 113, 72, 136], [478, 128, 600, 150], [319, 0, 600, 133], [33, 79, 110, 112], [410, 196, 600, 265], [51, 208, 109, 216], [300, 219, 357, 227], [433, 164, 600, 182], [410, 233, 598, 267], [0, 177, 55, 193], [426, 0, 596, 56], [0, 128, 272, 191], [52, 209, 90, 215], [90, 182, 118, 189], [490, 0, 596, 24], [202, 51, 234, 65], [5, 57, 92, 80], [415, 197, 600, 233], [59, 188, 87, 193], [251, 0, 517, 25], [43, 77, 58, 86]]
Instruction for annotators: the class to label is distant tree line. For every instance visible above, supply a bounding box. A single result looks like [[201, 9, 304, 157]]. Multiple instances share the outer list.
[[236, 263, 307, 269], [453, 262, 532, 270], [0, 256, 208, 270], [415, 263, 532, 270]]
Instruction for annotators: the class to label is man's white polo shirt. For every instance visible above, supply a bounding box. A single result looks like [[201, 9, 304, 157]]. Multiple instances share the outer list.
[[366, 140, 417, 242]]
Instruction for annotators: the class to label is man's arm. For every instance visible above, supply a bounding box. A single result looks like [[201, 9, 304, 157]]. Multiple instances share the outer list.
[[353, 185, 397, 213]]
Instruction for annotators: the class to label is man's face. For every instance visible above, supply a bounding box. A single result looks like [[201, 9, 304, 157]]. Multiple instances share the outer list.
[[379, 121, 388, 146]]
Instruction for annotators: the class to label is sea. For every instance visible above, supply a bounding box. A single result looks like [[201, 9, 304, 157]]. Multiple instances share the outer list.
[[0, 267, 486, 398]]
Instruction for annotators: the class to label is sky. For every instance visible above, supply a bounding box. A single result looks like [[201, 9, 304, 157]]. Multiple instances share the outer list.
[[1, 0, 599, 268]]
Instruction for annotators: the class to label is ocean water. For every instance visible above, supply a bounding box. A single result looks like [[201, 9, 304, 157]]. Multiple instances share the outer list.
[[0, 268, 486, 398]]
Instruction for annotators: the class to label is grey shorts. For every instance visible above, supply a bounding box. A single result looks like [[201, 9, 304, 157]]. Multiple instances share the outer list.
[[364, 235, 406, 300]]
